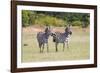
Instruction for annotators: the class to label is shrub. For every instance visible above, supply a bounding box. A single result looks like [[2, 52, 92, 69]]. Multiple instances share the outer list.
[[35, 15, 66, 27], [72, 21, 82, 26], [22, 11, 30, 27]]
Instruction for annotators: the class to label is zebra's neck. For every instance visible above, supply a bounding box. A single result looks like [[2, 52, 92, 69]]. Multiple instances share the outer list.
[[44, 33, 50, 39], [64, 32, 69, 37]]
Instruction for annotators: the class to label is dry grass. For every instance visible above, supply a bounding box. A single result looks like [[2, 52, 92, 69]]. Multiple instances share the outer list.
[[22, 26, 90, 62]]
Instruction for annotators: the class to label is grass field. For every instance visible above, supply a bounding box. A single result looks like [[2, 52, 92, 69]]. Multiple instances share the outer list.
[[22, 26, 90, 63]]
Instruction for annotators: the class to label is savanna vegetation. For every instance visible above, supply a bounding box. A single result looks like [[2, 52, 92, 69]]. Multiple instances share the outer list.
[[21, 10, 90, 62], [22, 10, 90, 27], [22, 27, 90, 62]]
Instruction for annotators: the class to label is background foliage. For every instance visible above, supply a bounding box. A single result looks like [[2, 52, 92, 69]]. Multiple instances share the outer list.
[[22, 10, 90, 27]]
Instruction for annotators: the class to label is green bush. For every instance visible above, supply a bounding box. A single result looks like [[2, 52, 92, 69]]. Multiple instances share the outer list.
[[72, 21, 82, 26], [22, 10, 89, 27], [35, 15, 66, 27], [22, 11, 30, 27]]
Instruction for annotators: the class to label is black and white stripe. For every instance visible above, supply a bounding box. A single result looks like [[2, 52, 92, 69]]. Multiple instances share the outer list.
[[37, 26, 51, 53], [52, 26, 72, 52]]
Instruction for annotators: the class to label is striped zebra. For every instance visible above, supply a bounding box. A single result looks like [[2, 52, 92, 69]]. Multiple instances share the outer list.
[[37, 26, 52, 53], [52, 26, 72, 52]]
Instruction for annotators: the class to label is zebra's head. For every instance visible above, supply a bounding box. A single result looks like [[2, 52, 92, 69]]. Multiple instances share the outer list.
[[65, 26, 72, 35], [44, 26, 52, 36], [51, 33, 57, 42]]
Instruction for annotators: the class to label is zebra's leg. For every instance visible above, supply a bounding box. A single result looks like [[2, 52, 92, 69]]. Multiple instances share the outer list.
[[40, 47, 41, 53], [56, 43, 58, 52], [42, 43, 45, 53], [47, 43, 49, 52], [39, 43, 42, 53], [63, 42, 65, 51]]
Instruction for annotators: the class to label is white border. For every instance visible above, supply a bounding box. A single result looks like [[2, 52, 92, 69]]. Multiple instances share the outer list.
[[17, 5, 94, 68]]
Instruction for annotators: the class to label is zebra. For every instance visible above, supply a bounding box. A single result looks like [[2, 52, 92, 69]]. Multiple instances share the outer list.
[[51, 26, 72, 52], [37, 26, 52, 53]]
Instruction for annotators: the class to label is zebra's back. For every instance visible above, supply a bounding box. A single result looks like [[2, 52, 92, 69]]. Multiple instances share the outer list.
[[53, 32, 68, 43], [37, 32, 48, 44]]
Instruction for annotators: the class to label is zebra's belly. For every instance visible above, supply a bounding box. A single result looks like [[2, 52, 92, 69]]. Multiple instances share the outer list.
[[38, 38, 48, 43], [57, 39, 65, 43]]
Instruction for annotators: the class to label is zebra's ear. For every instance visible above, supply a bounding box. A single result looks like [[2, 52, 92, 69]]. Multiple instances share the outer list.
[[45, 26, 50, 29], [48, 26, 50, 29]]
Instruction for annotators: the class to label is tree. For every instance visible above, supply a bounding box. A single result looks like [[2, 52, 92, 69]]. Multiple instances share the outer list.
[[22, 10, 90, 27], [81, 14, 90, 28], [22, 10, 29, 27]]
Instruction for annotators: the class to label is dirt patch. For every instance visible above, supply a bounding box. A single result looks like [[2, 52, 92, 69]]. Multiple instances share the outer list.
[[22, 26, 89, 33]]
